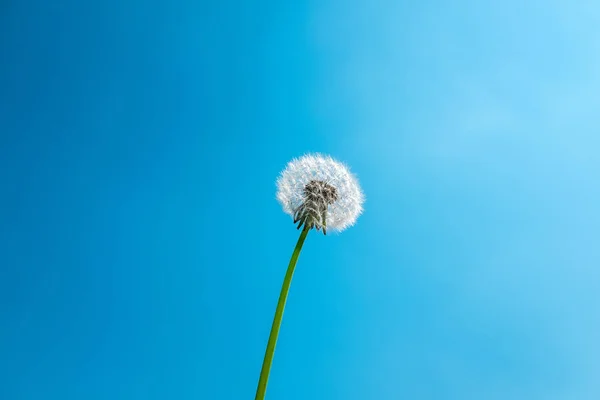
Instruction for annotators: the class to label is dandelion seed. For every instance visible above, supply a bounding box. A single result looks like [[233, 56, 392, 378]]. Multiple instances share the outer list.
[[255, 154, 364, 400]]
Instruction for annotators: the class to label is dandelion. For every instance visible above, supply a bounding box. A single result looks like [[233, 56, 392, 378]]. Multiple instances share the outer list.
[[255, 154, 364, 400]]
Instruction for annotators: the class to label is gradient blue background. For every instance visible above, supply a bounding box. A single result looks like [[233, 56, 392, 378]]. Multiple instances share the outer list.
[[2, 1, 599, 399]]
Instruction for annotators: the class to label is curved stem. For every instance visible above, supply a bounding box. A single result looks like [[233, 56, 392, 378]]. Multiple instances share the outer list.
[[254, 225, 310, 400]]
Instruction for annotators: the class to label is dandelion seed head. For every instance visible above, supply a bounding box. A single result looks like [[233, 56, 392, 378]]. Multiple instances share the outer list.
[[276, 154, 364, 233]]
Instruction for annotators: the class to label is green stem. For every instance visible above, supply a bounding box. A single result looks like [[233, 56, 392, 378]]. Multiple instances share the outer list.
[[254, 225, 310, 400]]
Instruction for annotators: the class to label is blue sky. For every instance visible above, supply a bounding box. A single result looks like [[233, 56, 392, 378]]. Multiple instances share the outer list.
[[1, 0, 599, 399]]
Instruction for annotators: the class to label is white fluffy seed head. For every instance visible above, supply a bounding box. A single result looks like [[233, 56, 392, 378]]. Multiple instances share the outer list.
[[276, 154, 364, 233]]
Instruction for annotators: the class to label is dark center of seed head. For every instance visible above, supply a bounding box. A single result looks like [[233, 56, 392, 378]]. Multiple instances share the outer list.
[[293, 180, 338, 235], [303, 180, 338, 205]]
